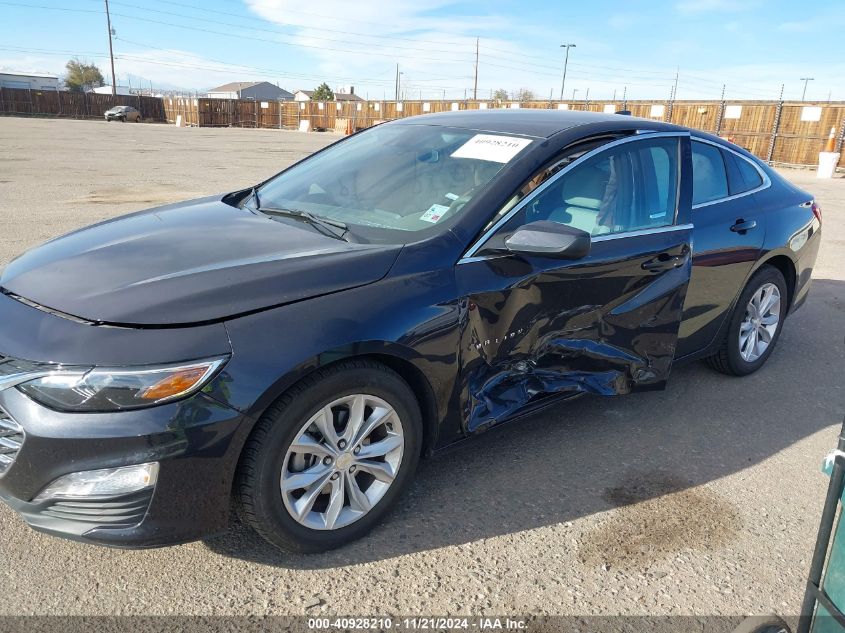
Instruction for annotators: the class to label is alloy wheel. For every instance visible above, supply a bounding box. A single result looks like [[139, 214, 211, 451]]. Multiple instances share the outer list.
[[280, 394, 404, 530], [738, 282, 781, 363]]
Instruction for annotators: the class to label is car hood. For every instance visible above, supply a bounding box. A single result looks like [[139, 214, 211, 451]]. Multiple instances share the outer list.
[[0, 196, 403, 326]]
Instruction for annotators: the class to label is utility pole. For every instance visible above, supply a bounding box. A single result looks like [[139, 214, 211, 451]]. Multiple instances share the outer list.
[[104, 0, 117, 96], [395, 64, 399, 101], [473, 37, 479, 100], [800, 77, 814, 101], [559, 44, 575, 101], [571, 88, 578, 101], [622, 85, 627, 111]]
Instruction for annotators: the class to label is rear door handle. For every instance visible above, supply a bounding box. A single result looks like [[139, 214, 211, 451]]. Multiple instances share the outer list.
[[642, 254, 686, 272], [730, 219, 758, 233]]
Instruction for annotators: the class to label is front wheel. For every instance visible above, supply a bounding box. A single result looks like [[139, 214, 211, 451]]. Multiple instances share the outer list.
[[732, 615, 791, 633], [235, 360, 422, 553], [705, 265, 788, 376]]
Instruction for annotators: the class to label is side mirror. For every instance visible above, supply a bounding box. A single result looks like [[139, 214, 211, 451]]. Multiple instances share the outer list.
[[504, 221, 591, 260]]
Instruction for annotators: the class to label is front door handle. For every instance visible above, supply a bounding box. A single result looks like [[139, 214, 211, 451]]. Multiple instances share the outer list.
[[642, 254, 686, 272], [730, 218, 758, 233]]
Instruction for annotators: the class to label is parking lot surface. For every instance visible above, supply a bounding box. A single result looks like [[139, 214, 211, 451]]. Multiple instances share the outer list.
[[0, 117, 843, 617]]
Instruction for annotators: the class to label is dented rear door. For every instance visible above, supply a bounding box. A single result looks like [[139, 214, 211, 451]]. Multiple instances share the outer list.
[[454, 132, 692, 434]]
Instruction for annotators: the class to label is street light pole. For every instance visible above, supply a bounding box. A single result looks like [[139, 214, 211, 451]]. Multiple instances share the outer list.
[[559, 44, 575, 101], [800, 77, 814, 101]]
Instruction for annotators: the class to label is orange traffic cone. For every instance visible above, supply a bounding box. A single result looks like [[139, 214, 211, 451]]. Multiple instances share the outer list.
[[824, 127, 836, 152]]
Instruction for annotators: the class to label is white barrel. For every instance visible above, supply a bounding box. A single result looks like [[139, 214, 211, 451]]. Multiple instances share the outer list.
[[817, 151, 841, 179]]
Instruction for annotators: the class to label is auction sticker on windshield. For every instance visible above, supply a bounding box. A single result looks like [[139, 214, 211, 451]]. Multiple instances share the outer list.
[[420, 204, 450, 223], [451, 134, 533, 163]]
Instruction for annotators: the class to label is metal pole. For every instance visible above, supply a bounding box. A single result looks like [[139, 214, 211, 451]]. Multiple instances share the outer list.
[[104, 0, 117, 96], [559, 44, 574, 101], [473, 37, 479, 100], [622, 85, 627, 111], [766, 84, 784, 164], [667, 68, 678, 122], [394, 64, 399, 101], [715, 84, 726, 134]]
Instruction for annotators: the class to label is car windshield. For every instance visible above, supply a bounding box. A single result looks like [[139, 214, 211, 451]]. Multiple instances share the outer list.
[[253, 124, 533, 238]]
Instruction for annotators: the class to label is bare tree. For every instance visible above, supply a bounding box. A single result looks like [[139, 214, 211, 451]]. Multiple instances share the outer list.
[[512, 88, 536, 102]]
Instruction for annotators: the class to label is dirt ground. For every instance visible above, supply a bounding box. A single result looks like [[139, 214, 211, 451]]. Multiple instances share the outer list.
[[0, 117, 843, 620]]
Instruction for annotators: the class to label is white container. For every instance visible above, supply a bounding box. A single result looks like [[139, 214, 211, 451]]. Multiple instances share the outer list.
[[817, 151, 840, 179], [298, 120, 312, 133]]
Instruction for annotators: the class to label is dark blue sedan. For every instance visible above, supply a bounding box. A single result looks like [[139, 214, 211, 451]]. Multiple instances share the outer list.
[[0, 109, 821, 552]]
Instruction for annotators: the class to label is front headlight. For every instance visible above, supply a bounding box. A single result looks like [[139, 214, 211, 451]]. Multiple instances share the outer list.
[[16, 357, 227, 412]]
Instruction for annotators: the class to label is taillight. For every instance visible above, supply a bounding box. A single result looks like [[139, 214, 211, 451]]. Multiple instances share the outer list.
[[811, 201, 822, 223]]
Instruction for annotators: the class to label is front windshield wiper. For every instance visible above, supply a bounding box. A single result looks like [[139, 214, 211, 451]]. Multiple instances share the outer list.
[[258, 206, 349, 241]]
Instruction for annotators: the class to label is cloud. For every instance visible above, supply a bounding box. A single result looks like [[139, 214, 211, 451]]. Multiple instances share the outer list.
[[243, 0, 532, 99], [675, 0, 758, 14]]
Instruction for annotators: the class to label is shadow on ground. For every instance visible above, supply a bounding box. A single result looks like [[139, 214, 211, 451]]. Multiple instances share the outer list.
[[204, 279, 845, 569]]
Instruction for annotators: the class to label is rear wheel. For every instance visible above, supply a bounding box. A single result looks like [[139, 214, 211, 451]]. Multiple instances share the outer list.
[[704, 265, 788, 376], [235, 360, 422, 553]]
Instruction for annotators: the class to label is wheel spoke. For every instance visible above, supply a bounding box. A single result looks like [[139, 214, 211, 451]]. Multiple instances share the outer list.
[[290, 471, 332, 520], [340, 394, 367, 443], [760, 287, 780, 316], [312, 405, 340, 450], [740, 330, 751, 352], [282, 464, 332, 493], [758, 326, 773, 344], [749, 329, 760, 359], [351, 406, 394, 448], [323, 475, 345, 529], [290, 433, 335, 457], [345, 473, 371, 513], [357, 433, 403, 460], [356, 459, 396, 483], [761, 313, 779, 326]]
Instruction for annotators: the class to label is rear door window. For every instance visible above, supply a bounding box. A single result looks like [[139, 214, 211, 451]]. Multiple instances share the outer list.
[[691, 140, 729, 205]]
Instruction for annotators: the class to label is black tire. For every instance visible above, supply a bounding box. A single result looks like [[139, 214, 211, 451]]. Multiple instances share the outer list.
[[731, 615, 791, 633], [235, 359, 422, 553], [704, 265, 788, 376], [120, 116, 126, 122]]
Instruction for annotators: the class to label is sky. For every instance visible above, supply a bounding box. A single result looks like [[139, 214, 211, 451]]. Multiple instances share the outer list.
[[1, 0, 843, 101]]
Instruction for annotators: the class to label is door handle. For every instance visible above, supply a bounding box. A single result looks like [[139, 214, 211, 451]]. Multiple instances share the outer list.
[[730, 219, 758, 233], [642, 254, 686, 272]]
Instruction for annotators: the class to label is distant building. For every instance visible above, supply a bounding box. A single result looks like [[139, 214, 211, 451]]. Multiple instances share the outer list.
[[89, 85, 132, 96], [0, 72, 59, 91], [207, 81, 293, 101], [293, 87, 363, 102]]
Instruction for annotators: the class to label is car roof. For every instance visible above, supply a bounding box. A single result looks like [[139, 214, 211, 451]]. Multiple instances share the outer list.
[[391, 108, 680, 138]]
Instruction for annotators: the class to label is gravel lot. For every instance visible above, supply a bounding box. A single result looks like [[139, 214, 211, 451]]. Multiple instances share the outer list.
[[0, 117, 843, 620]]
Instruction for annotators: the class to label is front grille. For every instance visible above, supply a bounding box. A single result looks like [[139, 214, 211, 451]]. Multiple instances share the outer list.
[[0, 408, 24, 476]]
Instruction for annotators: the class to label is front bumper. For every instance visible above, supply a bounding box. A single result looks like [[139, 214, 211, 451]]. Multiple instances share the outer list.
[[0, 385, 251, 548]]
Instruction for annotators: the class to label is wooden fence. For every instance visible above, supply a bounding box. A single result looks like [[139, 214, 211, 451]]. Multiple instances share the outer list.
[[161, 97, 845, 168], [0, 87, 165, 121], [3, 86, 844, 168]]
